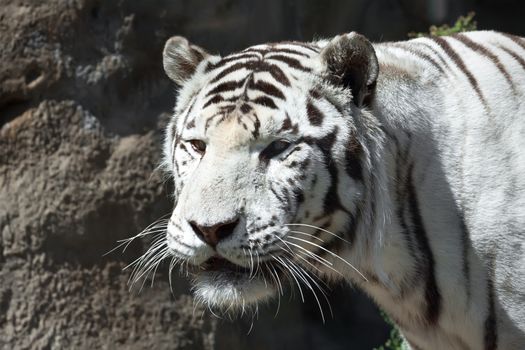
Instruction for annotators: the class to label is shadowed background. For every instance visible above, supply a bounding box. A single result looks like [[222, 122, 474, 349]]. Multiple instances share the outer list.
[[1, 0, 524, 349]]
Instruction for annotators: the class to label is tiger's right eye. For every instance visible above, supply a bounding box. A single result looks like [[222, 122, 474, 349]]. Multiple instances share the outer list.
[[189, 139, 206, 155], [259, 139, 292, 161]]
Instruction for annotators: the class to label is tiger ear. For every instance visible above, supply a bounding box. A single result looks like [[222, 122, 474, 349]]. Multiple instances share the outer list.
[[163, 36, 210, 85], [320, 32, 379, 106]]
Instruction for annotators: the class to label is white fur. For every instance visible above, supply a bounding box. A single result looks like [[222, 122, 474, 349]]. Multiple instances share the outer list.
[[162, 31, 525, 349]]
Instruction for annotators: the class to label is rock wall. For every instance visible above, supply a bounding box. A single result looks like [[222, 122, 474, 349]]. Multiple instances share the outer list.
[[1, 1, 524, 349]]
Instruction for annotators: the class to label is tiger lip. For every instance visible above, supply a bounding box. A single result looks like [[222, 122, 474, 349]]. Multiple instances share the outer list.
[[199, 256, 251, 274]]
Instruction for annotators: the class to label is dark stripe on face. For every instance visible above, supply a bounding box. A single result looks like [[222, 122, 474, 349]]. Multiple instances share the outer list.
[[203, 95, 224, 109], [269, 183, 286, 206], [172, 96, 198, 165], [209, 60, 291, 86], [406, 166, 442, 325], [432, 37, 488, 108], [305, 128, 351, 217], [205, 53, 260, 72], [345, 137, 363, 182], [279, 113, 292, 132], [499, 45, 525, 71], [266, 54, 311, 72], [252, 96, 277, 109], [252, 113, 261, 138], [309, 88, 345, 116], [249, 79, 285, 99], [309, 89, 321, 99], [206, 80, 245, 97], [186, 119, 195, 129], [265, 63, 292, 86], [453, 34, 515, 89], [484, 263, 498, 350], [306, 100, 324, 126], [240, 103, 252, 113]]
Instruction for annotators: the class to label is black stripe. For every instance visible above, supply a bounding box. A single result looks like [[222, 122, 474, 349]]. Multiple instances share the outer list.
[[205, 53, 260, 72], [266, 54, 311, 72], [306, 100, 324, 126], [498, 45, 525, 71], [279, 113, 292, 132], [210, 61, 291, 86], [309, 89, 321, 99], [484, 261, 498, 350], [431, 37, 489, 108], [206, 80, 245, 97], [240, 103, 252, 113], [252, 96, 277, 109], [406, 165, 442, 325], [210, 61, 251, 84], [458, 213, 471, 302], [172, 96, 197, 165], [453, 34, 514, 89], [501, 32, 525, 52], [265, 63, 292, 86], [419, 42, 455, 73], [249, 79, 285, 99], [204, 112, 226, 131], [391, 43, 445, 74], [244, 47, 311, 58], [252, 113, 261, 139], [345, 136, 363, 182], [304, 128, 351, 217], [202, 95, 224, 109], [269, 183, 285, 205], [393, 137, 419, 292]]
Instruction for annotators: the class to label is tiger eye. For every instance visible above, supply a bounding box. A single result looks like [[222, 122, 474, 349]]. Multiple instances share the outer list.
[[259, 139, 291, 161], [189, 139, 206, 155]]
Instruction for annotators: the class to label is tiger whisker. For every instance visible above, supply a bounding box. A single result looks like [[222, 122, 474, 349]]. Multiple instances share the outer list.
[[104, 218, 169, 256], [288, 229, 326, 243], [285, 223, 353, 245], [292, 258, 334, 320], [130, 247, 170, 291], [272, 254, 305, 302], [283, 256, 329, 323], [127, 237, 168, 283], [286, 236, 367, 281]]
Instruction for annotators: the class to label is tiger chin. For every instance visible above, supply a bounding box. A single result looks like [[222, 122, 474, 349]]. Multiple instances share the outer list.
[[134, 30, 525, 349]]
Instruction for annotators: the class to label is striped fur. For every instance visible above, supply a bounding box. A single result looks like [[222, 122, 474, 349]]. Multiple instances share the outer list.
[[161, 31, 525, 349]]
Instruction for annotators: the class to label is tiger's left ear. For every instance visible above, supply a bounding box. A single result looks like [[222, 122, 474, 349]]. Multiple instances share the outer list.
[[163, 36, 210, 86], [320, 32, 379, 107]]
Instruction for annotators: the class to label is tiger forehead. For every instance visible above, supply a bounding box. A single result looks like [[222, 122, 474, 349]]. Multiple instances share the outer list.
[[198, 42, 320, 112], [181, 42, 322, 139]]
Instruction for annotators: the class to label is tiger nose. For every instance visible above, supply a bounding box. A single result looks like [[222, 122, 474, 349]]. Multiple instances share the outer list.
[[189, 219, 239, 247]]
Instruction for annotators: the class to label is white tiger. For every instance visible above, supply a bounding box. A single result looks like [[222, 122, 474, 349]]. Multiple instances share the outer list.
[[143, 31, 525, 349]]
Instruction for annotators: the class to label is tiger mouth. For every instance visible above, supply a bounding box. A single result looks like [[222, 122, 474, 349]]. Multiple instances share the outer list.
[[199, 256, 251, 274]]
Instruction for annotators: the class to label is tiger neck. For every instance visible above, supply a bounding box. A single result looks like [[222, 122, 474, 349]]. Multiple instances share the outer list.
[[349, 86, 478, 349]]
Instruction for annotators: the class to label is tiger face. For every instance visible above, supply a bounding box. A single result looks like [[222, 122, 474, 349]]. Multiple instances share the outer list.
[[162, 34, 381, 312]]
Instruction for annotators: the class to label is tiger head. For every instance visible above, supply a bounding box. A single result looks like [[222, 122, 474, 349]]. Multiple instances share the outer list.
[[161, 33, 386, 313]]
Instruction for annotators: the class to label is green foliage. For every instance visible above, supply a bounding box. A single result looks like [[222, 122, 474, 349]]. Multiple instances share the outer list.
[[373, 312, 406, 350], [408, 12, 477, 38]]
